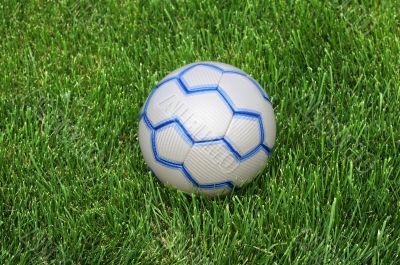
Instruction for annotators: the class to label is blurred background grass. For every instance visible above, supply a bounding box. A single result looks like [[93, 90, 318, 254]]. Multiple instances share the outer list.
[[1, 0, 399, 264]]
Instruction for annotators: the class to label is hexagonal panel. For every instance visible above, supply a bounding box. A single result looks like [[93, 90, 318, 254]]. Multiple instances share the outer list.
[[218, 72, 276, 149], [146, 80, 233, 141], [145, 79, 185, 125], [184, 141, 240, 185], [155, 122, 192, 164], [225, 115, 261, 156], [218, 73, 267, 109], [177, 92, 233, 141], [138, 118, 195, 193], [180, 64, 222, 89], [183, 141, 269, 187]]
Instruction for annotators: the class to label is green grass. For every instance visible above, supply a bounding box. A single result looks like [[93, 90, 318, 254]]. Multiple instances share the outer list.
[[1, 0, 399, 264]]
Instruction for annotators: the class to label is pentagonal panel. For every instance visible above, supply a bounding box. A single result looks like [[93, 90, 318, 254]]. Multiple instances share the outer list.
[[146, 80, 233, 141], [184, 142, 268, 187], [138, 118, 195, 193], [180, 65, 222, 89], [155, 123, 192, 164], [225, 115, 261, 156], [218, 73, 276, 149]]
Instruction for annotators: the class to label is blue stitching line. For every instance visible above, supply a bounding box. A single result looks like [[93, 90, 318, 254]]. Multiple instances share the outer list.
[[142, 114, 234, 189], [141, 62, 274, 190], [154, 118, 194, 144], [176, 78, 219, 94], [214, 87, 267, 150], [151, 114, 271, 159], [176, 73, 270, 154], [223, 70, 271, 102], [178, 63, 271, 102]]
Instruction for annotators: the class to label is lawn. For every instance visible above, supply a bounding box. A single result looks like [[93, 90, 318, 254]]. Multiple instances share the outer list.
[[1, 0, 399, 264]]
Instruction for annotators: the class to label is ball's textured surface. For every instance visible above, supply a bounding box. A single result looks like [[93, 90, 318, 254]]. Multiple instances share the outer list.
[[139, 62, 276, 196]]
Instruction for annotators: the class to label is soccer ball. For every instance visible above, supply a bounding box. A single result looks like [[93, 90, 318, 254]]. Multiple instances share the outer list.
[[139, 62, 276, 196]]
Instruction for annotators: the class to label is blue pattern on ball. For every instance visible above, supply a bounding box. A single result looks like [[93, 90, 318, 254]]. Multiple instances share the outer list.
[[140, 63, 273, 190]]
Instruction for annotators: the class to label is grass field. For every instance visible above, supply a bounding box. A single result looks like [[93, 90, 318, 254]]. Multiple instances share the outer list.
[[1, 0, 400, 264]]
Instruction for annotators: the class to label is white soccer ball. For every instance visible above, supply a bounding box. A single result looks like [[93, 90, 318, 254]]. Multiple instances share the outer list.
[[139, 62, 276, 196]]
